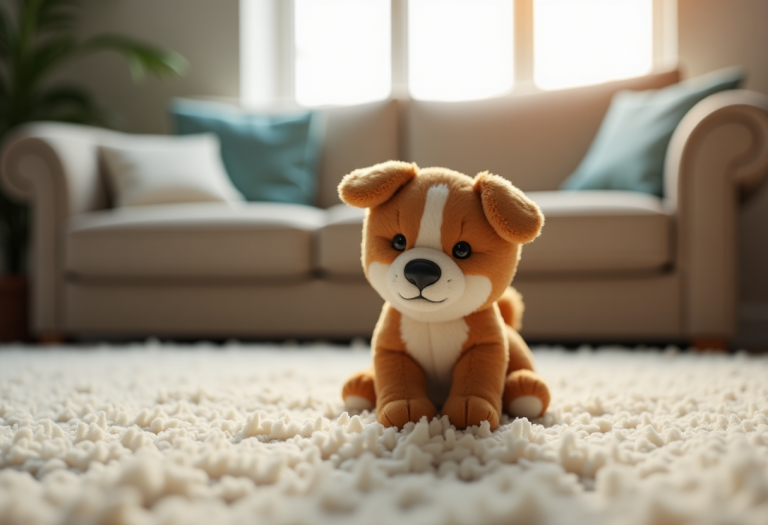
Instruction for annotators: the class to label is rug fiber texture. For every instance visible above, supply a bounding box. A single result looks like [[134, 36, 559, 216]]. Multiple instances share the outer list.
[[1, 344, 768, 525]]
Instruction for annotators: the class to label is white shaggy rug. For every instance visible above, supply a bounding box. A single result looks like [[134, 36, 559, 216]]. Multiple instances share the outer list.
[[1, 343, 768, 525]]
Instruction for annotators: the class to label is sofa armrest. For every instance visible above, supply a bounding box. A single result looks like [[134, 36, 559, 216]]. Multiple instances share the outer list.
[[664, 90, 768, 339], [0, 122, 112, 335]]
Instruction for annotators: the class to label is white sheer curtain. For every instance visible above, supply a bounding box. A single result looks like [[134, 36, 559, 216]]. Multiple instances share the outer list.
[[534, 0, 653, 90], [408, 0, 514, 101], [241, 0, 663, 106], [294, 0, 391, 106]]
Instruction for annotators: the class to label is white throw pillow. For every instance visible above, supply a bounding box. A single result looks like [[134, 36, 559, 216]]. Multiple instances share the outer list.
[[99, 133, 245, 207]]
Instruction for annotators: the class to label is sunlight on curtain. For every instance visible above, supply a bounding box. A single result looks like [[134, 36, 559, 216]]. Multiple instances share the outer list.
[[534, 0, 653, 90], [408, 0, 514, 101], [294, 0, 390, 106]]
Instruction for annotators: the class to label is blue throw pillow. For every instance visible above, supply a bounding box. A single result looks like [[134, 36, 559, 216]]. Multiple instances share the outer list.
[[170, 99, 321, 205], [560, 68, 744, 197]]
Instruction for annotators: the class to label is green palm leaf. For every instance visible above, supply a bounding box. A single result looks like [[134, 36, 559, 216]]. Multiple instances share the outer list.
[[24, 34, 77, 85], [82, 34, 190, 82], [36, 0, 80, 33], [0, 74, 8, 132], [31, 84, 119, 127], [0, 71, 7, 102], [0, 5, 13, 59]]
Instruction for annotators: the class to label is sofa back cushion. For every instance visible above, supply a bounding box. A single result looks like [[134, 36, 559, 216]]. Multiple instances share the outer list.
[[316, 190, 672, 278], [403, 69, 680, 191], [315, 99, 400, 208]]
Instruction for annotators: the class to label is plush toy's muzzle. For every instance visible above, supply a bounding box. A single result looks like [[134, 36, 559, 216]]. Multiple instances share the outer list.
[[368, 244, 492, 323]]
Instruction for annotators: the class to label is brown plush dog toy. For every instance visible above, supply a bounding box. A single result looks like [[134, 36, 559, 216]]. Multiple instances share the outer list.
[[338, 161, 550, 430]]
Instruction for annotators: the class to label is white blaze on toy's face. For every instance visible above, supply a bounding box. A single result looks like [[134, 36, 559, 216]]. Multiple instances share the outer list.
[[366, 181, 497, 323]]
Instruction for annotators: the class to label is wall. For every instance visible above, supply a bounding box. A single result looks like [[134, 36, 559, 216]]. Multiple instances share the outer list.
[[678, 0, 768, 348], [56, 0, 240, 135]]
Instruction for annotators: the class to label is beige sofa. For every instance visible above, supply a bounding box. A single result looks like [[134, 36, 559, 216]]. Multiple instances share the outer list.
[[3, 69, 768, 344]]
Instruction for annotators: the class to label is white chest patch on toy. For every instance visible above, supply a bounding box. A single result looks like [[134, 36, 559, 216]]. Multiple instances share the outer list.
[[399, 314, 469, 408]]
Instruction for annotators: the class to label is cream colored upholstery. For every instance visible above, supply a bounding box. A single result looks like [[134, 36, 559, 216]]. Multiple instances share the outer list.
[[315, 100, 400, 208], [404, 70, 680, 191], [67, 203, 324, 278], [0, 124, 113, 334], [514, 274, 681, 339], [317, 192, 672, 277], [316, 204, 367, 276], [519, 191, 671, 274], [665, 90, 768, 338], [3, 69, 768, 342], [65, 280, 382, 338]]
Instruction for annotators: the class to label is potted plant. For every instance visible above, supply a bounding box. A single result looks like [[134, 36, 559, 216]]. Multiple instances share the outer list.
[[0, 0, 188, 341]]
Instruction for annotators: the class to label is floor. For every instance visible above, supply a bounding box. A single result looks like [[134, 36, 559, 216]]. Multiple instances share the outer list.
[[1, 342, 767, 525]]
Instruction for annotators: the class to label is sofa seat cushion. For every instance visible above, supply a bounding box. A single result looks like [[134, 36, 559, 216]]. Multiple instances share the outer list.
[[66, 203, 324, 278], [518, 190, 672, 275], [317, 204, 367, 276], [317, 191, 671, 277]]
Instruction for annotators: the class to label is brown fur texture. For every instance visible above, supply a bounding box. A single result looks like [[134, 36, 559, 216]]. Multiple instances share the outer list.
[[338, 161, 418, 209], [474, 172, 544, 244], [339, 161, 550, 430], [497, 286, 525, 331]]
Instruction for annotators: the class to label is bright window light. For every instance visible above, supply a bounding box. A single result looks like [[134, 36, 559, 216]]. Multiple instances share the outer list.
[[408, 0, 514, 101], [294, 0, 390, 106], [534, 0, 653, 91]]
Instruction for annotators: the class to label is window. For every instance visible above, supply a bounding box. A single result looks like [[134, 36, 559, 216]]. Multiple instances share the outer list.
[[240, 0, 675, 106], [408, 0, 514, 101], [533, 0, 653, 90], [294, 0, 391, 106]]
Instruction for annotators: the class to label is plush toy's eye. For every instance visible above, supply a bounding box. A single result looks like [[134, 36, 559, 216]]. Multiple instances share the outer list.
[[452, 241, 471, 259], [392, 234, 407, 251]]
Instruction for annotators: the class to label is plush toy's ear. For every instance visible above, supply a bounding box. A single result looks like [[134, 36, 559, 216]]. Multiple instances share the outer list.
[[338, 161, 418, 208], [474, 171, 543, 244]]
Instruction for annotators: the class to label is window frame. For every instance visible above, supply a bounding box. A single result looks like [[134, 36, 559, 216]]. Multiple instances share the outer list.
[[240, 0, 677, 107]]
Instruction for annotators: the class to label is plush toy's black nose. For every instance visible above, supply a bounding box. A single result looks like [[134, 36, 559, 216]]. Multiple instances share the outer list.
[[404, 259, 441, 291]]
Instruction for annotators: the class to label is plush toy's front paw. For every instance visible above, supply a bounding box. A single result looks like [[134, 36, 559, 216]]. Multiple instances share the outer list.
[[442, 395, 500, 430], [377, 397, 436, 428]]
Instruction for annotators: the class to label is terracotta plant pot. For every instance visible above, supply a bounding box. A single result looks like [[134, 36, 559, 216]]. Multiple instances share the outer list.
[[0, 276, 29, 342]]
